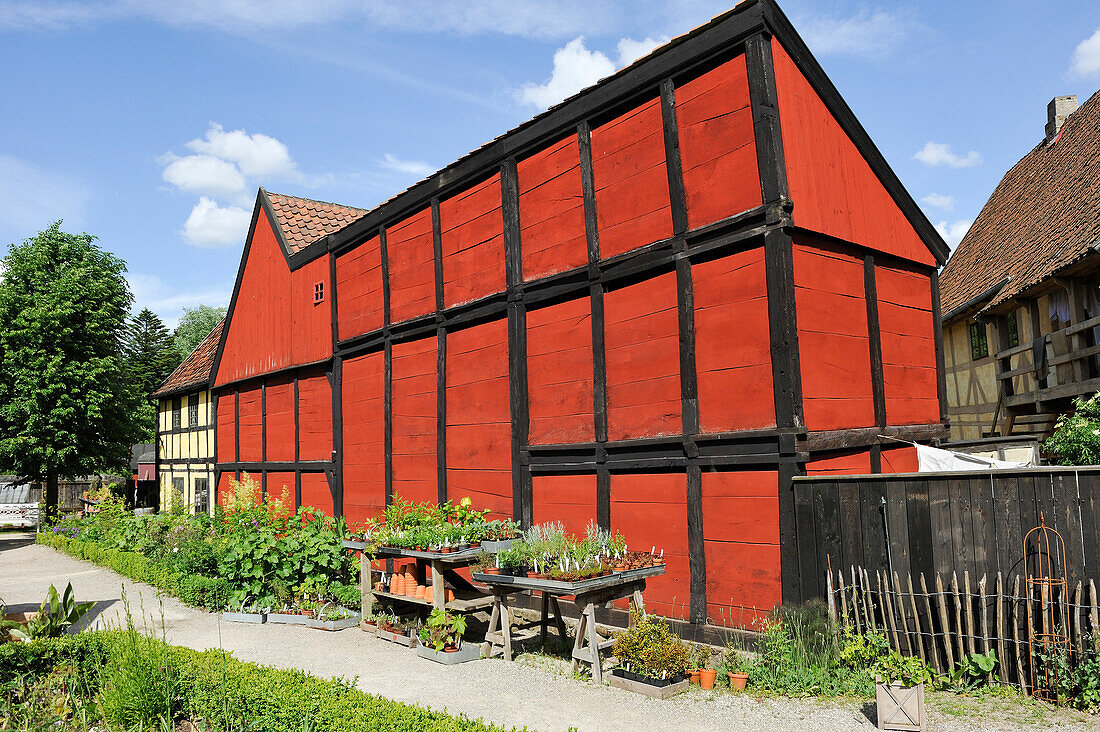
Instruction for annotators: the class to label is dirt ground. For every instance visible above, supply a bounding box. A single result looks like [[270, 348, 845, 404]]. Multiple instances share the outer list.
[[2, 532, 1096, 732]]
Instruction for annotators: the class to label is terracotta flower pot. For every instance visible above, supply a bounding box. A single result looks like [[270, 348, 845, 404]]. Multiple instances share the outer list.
[[303, 609, 315, 618], [699, 668, 717, 690], [415, 585, 426, 599], [689, 669, 701, 685], [406, 583, 419, 598], [614, 564, 628, 573], [484, 567, 500, 575], [728, 672, 749, 691], [446, 589, 455, 602], [425, 586, 434, 603]]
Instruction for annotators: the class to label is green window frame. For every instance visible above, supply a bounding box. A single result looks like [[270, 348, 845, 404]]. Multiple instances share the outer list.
[[970, 322, 989, 360]]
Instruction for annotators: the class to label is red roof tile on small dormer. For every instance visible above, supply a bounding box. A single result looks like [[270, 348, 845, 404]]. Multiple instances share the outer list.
[[152, 320, 223, 397], [264, 190, 368, 255]]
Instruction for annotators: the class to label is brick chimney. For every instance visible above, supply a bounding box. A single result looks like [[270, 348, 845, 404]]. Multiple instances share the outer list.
[[1045, 95, 1079, 142]]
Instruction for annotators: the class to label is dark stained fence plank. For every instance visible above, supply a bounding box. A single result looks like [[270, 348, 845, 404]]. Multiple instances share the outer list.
[[992, 475, 1024, 579], [794, 479, 821, 601], [906, 477, 934, 583], [1018, 473, 1041, 575], [885, 479, 911, 581], [838, 480, 864, 572], [1054, 472, 1085, 590], [948, 477, 974, 577], [860, 478, 888, 575], [927, 477, 955, 578], [1080, 472, 1100, 580], [969, 474, 996, 578], [814, 480, 842, 581]]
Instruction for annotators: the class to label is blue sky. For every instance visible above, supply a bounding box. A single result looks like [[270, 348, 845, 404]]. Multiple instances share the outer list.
[[2, 0, 1099, 325]]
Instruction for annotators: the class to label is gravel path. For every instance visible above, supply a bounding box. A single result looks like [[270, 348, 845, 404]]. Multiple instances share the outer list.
[[2, 532, 1096, 732]]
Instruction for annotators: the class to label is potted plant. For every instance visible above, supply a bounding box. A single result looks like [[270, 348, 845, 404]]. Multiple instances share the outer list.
[[609, 608, 691, 698], [376, 612, 417, 647], [416, 608, 479, 664], [718, 641, 750, 691], [875, 651, 929, 732], [694, 646, 718, 690]]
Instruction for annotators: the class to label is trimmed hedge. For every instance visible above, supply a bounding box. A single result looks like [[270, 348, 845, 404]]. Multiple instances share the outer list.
[[1, 633, 518, 732], [36, 533, 231, 610]]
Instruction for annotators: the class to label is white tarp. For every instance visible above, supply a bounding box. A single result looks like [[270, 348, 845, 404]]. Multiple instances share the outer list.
[[0, 502, 38, 527], [916, 444, 1032, 472]]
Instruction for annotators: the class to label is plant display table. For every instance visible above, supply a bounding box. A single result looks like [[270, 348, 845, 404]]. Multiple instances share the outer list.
[[471, 564, 665, 683], [343, 540, 499, 617]]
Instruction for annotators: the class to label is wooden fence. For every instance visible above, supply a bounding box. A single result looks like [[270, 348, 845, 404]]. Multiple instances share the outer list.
[[788, 468, 1100, 606], [826, 565, 1100, 692]]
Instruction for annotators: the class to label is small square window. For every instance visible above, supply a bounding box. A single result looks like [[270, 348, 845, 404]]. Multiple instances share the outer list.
[[313, 281, 325, 304], [1007, 311, 1019, 349], [188, 394, 199, 428], [171, 397, 181, 430]]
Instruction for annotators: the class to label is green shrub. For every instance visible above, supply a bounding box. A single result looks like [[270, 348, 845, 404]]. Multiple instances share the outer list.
[[611, 608, 692, 680], [2, 632, 519, 731]]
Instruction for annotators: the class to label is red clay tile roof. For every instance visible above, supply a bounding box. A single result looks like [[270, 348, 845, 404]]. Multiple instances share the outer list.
[[152, 320, 223, 397], [940, 90, 1100, 318], [264, 191, 368, 255]]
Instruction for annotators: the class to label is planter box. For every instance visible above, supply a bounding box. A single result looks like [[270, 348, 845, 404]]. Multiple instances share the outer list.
[[377, 627, 418, 647], [876, 680, 925, 731], [416, 642, 481, 664], [305, 615, 359, 631], [220, 611, 266, 624], [267, 612, 309, 625], [480, 539, 517, 553], [608, 669, 689, 699]]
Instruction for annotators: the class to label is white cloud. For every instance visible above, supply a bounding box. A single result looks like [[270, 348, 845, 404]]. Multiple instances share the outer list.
[[180, 197, 251, 248], [378, 153, 435, 178], [0, 154, 91, 238], [921, 193, 955, 211], [798, 8, 915, 58], [185, 122, 299, 179], [516, 35, 668, 110], [935, 219, 972, 249], [160, 153, 247, 200], [616, 36, 669, 66], [127, 271, 231, 327], [1071, 27, 1100, 77], [914, 142, 982, 169]]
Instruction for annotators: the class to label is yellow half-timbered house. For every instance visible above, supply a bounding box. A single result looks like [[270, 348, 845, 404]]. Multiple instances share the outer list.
[[152, 322, 222, 513]]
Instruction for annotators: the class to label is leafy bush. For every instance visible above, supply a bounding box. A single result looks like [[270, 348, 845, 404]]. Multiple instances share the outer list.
[[876, 650, 931, 686], [612, 607, 691, 680], [1044, 393, 1100, 465], [1, 632, 518, 731]]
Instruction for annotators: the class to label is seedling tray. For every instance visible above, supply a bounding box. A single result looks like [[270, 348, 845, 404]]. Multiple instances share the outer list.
[[471, 564, 665, 594], [220, 611, 266, 624], [377, 627, 418, 647], [267, 612, 309, 625], [608, 670, 689, 699], [305, 615, 360, 631], [416, 642, 481, 664]]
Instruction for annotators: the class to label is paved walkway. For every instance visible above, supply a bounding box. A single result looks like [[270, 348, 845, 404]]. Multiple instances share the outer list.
[[1, 533, 1094, 732]]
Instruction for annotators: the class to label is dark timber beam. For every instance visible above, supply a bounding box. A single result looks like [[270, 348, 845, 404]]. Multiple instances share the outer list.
[[865, 255, 887, 428], [502, 158, 532, 525]]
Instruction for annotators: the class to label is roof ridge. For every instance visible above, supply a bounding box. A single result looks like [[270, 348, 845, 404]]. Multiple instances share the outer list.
[[264, 188, 369, 213]]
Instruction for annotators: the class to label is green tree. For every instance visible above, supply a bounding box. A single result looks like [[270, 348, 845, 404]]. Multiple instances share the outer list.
[[172, 305, 225, 364], [0, 223, 143, 519], [1043, 393, 1100, 465], [124, 308, 175, 439]]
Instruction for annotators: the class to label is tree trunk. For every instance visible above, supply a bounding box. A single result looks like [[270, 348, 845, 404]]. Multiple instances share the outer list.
[[45, 470, 59, 524]]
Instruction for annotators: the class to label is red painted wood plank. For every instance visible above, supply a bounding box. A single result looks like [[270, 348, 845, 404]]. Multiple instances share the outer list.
[[675, 54, 761, 229], [591, 98, 673, 259], [875, 264, 939, 425], [336, 235, 384, 341], [441, 174, 506, 307], [693, 249, 775, 432], [610, 473, 689, 619], [215, 212, 332, 386], [527, 297, 595, 445], [518, 136, 588, 281], [386, 208, 436, 324], [446, 319, 511, 517], [343, 351, 386, 524], [265, 375, 295, 462], [237, 387, 262, 462], [216, 393, 235, 462], [793, 239, 875, 431], [604, 273, 681, 440], [882, 445, 919, 474], [296, 369, 333, 460], [771, 38, 935, 267], [391, 337, 437, 506], [531, 474, 597, 537], [301, 472, 333, 517], [806, 450, 872, 476]]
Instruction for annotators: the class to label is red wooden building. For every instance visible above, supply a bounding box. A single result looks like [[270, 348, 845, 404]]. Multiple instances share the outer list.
[[209, 0, 950, 626]]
